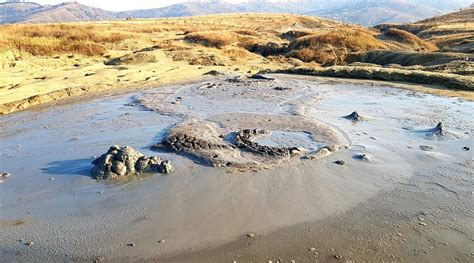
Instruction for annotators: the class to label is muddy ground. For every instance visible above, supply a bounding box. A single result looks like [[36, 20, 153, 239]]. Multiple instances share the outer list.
[[0, 75, 472, 262]]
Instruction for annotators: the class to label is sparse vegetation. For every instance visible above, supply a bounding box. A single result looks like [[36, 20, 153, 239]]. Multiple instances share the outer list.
[[0, 12, 471, 114], [382, 28, 437, 51], [287, 28, 387, 64], [184, 31, 238, 48]]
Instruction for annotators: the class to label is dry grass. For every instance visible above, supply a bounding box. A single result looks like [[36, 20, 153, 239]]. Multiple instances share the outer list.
[[287, 28, 387, 64], [0, 24, 133, 56], [280, 30, 312, 41], [184, 31, 239, 48], [383, 28, 437, 51]]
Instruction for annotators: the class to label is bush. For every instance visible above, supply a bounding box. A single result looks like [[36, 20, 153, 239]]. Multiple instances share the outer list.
[[246, 42, 286, 57], [184, 32, 238, 48], [287, 28, 387, 64]]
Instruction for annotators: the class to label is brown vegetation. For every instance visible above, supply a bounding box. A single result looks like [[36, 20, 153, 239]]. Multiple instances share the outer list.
[[287, 28, 387, 64], [0, 24, 132, 56], [184, 31, 239, 48], [375, 6, 474, 53], [1, 13, 469, 115], [382, 28, 437, 51], [280, 30, 312, 41]]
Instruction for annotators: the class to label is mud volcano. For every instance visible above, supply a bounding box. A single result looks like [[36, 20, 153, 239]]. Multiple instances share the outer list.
[[153, 113, 348, 169], [134, 76, 353, 169], [91, 145, 173, 180]]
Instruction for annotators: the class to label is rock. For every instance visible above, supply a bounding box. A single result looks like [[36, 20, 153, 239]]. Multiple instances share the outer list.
[[353, 153, 370, 161], [430, 122, 446, 136], [160, 160, 174, 174], [274, 86, 291, 91], [91, 145, 173, 180], [112, 161, 127, 175], [203, 70, 224, 76], [309, 247, 317, 251], [335, 255, 343, 259], [249, 74, 274, 80], [126, 243, 135, 247], [334, 160, 346, 165], [234, 129, 290, 158], [419, 145, 434, 151], [344, 111, 363, 122], [247, 233, 255, 238]]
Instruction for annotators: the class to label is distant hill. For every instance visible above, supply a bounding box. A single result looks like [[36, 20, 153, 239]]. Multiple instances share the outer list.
[[314, 0, 442, 26], [0, 1, 42, 23], [1, 0, 472, 25], [0, 2, 113, 23], [22, 2, 114, 23], [375, 6, 474, 53]]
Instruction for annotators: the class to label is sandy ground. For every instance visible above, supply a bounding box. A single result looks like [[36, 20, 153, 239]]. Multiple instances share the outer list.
[[0, 48, 267, 115], [0, 75, 472, 262]]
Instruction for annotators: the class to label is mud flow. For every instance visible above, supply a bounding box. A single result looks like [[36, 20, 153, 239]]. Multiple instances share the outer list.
[[0, 75, 472, 262]]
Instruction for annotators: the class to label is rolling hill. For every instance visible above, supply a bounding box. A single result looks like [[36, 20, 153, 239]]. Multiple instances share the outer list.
[[376, 5, 474, 53], [0, 0, 472, 25], [0, 2, 113, 23]]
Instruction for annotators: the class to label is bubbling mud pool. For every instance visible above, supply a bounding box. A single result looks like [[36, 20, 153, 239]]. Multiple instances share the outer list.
[[0, 75, 472, 262]]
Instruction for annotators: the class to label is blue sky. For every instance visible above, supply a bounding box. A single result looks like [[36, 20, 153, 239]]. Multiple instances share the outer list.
[[26, 1, 247, 11]]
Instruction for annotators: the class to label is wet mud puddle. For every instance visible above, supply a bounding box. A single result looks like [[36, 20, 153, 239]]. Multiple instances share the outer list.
[[0, 75, 472, 261]]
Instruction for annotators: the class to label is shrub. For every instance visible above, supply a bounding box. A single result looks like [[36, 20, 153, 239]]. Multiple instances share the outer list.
[[246, 42, 286, 57], [184, 32, 238, 48], [287, 28, 387, 64]]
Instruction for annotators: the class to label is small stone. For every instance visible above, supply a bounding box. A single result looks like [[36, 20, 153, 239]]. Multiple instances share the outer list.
[[26, 241, 34, 247], [98, 191, 104, 194], [335, 255, 343, 259], [158, 239, 165, 243], [334, 160, 345, 166], [463, 146, 470, 151], [419, 145, 434, 151], [49, 177, 55, 181], [94, 256, 106, 263], [353, 153, 370, 161], [309, 247, 317, 251], [247, 233, 255, 238], [419, 222, 427, 226], [126, 243, 135, 247], [1, 172, 11, 178]]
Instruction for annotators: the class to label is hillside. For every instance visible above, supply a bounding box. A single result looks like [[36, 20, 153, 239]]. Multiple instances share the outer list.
[[315, 0, 442, 26], [376, 6, 474, 53], [0, 1, 42, 23], [0, 2, 113, 23], [1, 1, 472, 25]]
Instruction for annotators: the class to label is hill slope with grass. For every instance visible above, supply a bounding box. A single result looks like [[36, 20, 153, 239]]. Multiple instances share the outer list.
[[0, 12, 472, 114], [376, 6, 474, 53]]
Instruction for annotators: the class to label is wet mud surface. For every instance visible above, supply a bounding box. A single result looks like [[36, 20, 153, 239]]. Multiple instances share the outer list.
[[0, 75, 472, 262]]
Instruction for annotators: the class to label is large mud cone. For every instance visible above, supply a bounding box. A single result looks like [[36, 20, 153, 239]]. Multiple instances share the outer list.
[[91, 145, 173, 180]]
